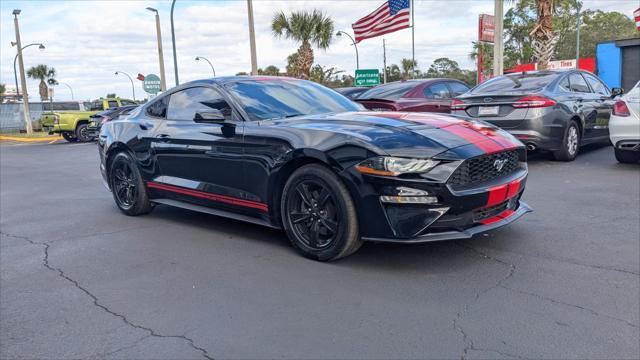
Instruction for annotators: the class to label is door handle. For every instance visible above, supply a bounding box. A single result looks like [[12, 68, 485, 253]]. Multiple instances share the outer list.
[[155, 134, 171, 142]]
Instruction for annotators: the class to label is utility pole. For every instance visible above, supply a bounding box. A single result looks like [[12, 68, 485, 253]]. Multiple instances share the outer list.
[[411, 0, 415, 78], [13, 9, 32, 135], [383, 38, 387, 84], [247, 0, 258, 75], [492, 0, 504, 76], [170, 0, 179, 86], [147, 7, 167, 91], [575, 5, 581, 69]]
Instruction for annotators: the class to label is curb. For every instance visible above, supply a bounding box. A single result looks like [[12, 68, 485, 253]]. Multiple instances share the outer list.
[[0, 135, 63, 143]]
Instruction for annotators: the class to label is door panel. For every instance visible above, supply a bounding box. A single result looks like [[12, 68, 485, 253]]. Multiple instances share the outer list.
[[568, 73, 598, 139], [583, 72, 613, 139]]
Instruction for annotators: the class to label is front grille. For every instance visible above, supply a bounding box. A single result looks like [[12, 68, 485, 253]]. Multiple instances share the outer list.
[[473, 200, 509, 222], [449, 150, 519, 187]]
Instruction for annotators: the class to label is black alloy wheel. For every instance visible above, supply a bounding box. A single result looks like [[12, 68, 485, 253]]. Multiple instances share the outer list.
[[61, 132, 78, 142], [108, 152, 152, 216], [282, 164, 361, 261], [76, 123, 93, 142]]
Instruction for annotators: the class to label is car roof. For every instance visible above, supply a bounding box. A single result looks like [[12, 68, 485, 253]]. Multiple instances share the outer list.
[[184, 76, 300, 87]]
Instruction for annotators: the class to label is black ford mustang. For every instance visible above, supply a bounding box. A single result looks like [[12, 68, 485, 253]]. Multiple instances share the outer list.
[[98, 76, 531, 261]]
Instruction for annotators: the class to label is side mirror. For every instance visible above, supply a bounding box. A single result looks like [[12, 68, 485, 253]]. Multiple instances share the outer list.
[[611, 87, 624, 98], [194, 110, 225, 123]]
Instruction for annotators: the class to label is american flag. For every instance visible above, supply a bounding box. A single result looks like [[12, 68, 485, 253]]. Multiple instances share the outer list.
[[352, 0, 411, 43], [635, 7, 640, 32]]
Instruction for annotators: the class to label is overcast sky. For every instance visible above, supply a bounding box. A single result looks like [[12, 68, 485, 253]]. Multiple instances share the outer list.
[[0, 0, 636, 101]]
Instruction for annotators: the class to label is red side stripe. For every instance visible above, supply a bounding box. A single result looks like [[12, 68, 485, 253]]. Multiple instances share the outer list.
[[486, 184, 509, 207], [147, 182, 268, 212]]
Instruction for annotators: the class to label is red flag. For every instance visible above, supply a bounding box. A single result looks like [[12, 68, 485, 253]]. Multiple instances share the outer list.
[[634, 7, 640, 31], [137, 73, 145, 81]]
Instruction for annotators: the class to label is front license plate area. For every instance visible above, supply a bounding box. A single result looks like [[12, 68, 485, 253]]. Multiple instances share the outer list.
[[478, 106, 499, 116]]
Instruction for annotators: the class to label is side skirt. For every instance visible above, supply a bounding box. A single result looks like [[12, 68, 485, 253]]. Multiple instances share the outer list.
[[152, 198, 281, 230]]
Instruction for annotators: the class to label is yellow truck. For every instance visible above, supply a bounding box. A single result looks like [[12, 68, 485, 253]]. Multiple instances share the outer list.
[[41, 98, 137, 142]]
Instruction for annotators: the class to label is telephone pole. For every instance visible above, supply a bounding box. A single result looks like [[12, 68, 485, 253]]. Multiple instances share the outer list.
[[383, 38, 387, 84], [13, 9, 33, 135]]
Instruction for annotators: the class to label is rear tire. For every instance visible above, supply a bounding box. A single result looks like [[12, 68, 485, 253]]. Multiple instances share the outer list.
[[76, 123, 93, 142], [281, 164, 361, 261], [108, 152, 153, 216], [61, 132, 78, 143], [614, 148, 639, 164], [553, 120, 580, 161]]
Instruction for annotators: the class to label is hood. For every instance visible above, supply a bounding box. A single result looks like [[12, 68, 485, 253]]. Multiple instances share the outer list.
[[271, 111, 523, 159]]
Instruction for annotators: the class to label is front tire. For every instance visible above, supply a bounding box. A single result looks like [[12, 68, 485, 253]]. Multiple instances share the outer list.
[[281, 164, 361, 261], [553, 120, 580, 161], [108, 152, 153, 216], [615, 148, 639, 164], [76, 123, 93, 142]]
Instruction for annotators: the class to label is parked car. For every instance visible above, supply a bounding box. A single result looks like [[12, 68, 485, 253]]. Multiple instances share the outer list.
[[355, 79, 471, 113], [610, 81, 640, 163], [87, 105, 139, 138], [334, 86, 369, 99], [41, 98, 137, 142], [452, 70, 621, 161], [99, 76, 530, 261]]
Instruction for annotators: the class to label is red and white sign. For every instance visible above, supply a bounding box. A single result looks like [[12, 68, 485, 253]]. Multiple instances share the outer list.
[[634, 7, 640, 31], [504, 58, 596, 73], [478, 14, 495, 43]]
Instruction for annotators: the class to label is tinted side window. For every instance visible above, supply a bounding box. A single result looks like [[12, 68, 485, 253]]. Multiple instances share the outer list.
[[569, 73, 591, 93], [424, 83, 450, 99], [146, 96, 170, 118], [120, 100, 137, 106], [167, 87, 233, 121], [107, 100, 118, 108], [583, 73, 610, 96], [448, 82, 470, 96], [88, 100, 103, 111], [559, 77, 571, 92]]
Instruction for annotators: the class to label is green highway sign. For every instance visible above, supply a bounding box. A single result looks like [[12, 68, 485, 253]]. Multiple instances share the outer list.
[[143, 74, 161, 94], [355, 69, 380, 87]]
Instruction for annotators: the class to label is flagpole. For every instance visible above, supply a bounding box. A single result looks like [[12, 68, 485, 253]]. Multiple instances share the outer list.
[[411, 0, 415, 78]]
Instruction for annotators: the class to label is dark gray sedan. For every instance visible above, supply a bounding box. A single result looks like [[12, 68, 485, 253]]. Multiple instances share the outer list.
[[452, 70, 621, 161]]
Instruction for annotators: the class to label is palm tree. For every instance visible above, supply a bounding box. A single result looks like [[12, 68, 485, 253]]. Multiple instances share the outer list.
[[400, 58, 418, 79], [0, 83, 5, 96], [26, 64, 56, 101], [530, 0, 557, 70], [271, 10, 334, 80]]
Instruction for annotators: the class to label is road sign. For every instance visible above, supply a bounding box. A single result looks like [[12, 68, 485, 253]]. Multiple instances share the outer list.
[[143, 74, 161, 94], [355, 69, 380, 87]]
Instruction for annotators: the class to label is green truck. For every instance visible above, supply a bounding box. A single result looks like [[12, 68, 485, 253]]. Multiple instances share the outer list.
[[41, 98, 137, 142]]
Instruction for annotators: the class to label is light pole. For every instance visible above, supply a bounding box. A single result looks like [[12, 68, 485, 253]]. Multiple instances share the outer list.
[[61, 82, 74, 100], [247, 0, 258, 75], [170, 0, 179, 86], [195, 56, 216, 77], [336, 31, 359, 70], [115, 71, 135, 101], [12, 43, 44, 98], [146, 7, 167, 91], [492, 0, 504, 76], [13, 9, 33, 135], [575, 5, 582, 69]]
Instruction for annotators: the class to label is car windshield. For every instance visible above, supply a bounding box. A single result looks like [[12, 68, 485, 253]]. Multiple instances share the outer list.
[[470, 72, 559, 94], [225, 79, 362, 121], [357, 81, 418, 101]]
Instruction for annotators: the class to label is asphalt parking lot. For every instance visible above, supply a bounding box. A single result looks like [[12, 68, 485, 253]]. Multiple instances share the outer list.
[[1, 141, 638, 359]]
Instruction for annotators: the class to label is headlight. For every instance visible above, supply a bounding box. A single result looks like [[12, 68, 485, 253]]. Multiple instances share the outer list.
[[355, 157, 439, 176]]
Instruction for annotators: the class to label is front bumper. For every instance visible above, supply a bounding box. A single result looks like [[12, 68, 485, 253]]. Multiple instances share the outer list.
[[363, 201, 531, 243]]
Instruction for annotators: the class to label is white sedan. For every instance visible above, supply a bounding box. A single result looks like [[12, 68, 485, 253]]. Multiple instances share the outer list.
[[610, 81, 640, 163]]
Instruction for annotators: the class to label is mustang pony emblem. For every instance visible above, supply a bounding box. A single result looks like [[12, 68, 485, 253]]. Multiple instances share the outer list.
[[494, 159, 508, 171]]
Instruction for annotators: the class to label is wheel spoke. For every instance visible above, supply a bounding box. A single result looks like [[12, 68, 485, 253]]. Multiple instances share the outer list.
[[317, 187, 331, 207], [114, 169, 127, 181], [290, 211, 311, 224], [296, 184, 313, 207], [319, 218, 338, 234], [308, 220, 320, 246]]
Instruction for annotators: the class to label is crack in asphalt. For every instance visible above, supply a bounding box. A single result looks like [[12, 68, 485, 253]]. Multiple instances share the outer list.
[[452, 244, 517, 359], [1, 231, 214, 360], [91, 335, 152, 359]]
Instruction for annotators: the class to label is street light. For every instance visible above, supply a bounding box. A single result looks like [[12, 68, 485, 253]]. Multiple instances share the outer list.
[[146, 7, 167, 91], [12, 43, 44, 98], [195, 56, 216, 77], [170, 0, 179, 86], [114, 71, 136, 101], [60, 82, 74, 100], [13, 8, 33, 135], [336, 31, 359, 70]]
